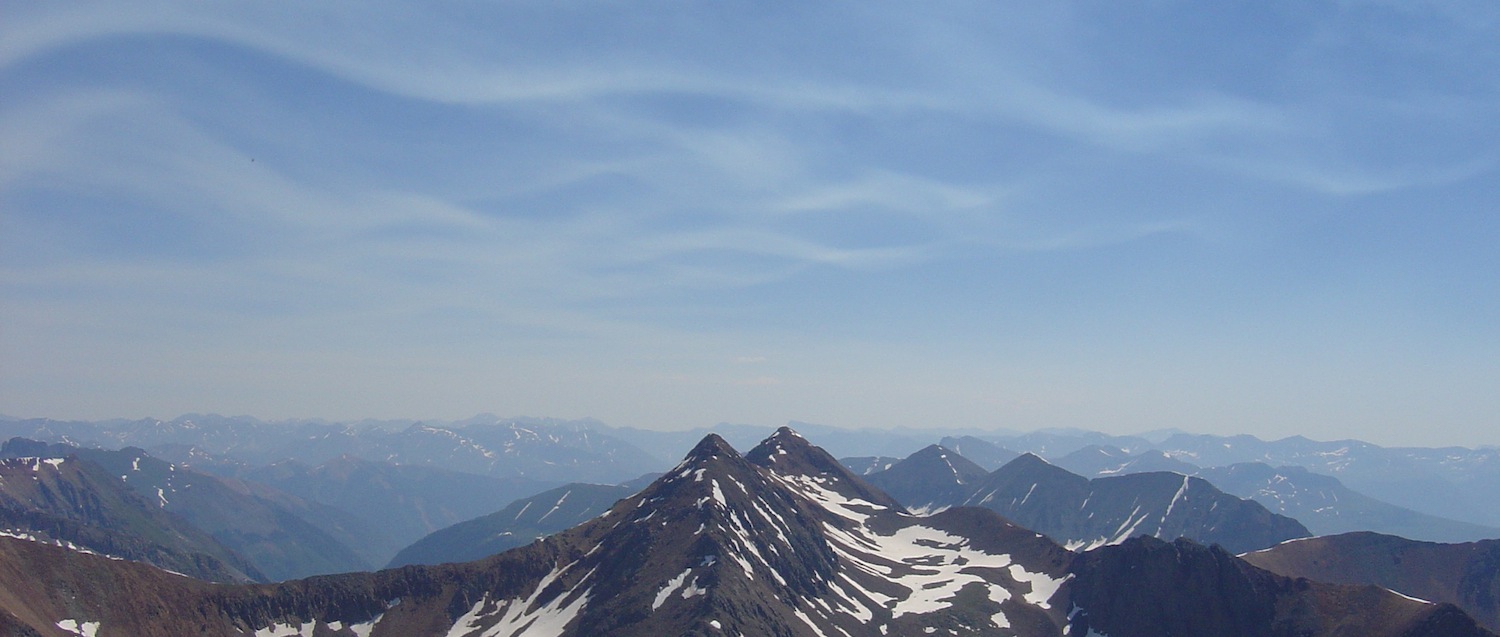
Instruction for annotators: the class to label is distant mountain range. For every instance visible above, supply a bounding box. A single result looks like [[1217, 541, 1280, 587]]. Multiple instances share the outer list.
[[7, 414, 1499, 531], [845, 447, 1309, 553], [1197, 463, 1500, 543], [241, 455, 556, 564], [0, 414, 662, 484], [4, 414, 1499, 578], [0, 428, 1485, 636], [1036, 444, 1500, 543], [1146, 433, 1500, 529]]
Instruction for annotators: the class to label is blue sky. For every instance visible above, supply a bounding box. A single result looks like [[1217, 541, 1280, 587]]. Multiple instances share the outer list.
[[2, 1, 1497, 446]]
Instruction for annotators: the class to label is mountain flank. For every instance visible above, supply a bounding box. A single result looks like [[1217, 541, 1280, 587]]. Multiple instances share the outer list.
[[1242, 532, 1500, 632]]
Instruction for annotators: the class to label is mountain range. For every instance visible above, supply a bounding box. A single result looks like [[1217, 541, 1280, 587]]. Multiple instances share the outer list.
[[0, 428, 1489, 636], [8, 413, 1500, 537], [855, 448, 1310, 554], [1035, 443, 1500, 543]]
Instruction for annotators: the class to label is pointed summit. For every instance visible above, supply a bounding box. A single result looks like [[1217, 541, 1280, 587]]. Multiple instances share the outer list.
[[1008, 451, 1056, 469], [864, 444, 987, 513], [682, 433, 739, 464], [746, 427, 904, 509]]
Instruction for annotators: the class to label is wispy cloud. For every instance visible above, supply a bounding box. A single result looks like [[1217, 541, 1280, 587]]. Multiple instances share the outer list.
[[4, 2, 1497, 439]]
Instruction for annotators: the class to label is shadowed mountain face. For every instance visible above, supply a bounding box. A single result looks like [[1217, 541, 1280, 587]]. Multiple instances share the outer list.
[[3, 438, 371, 581], [387, 482, 634, 568], [1070, 535, 1491, 637], [1242, 532, 1500, 632], [1198, 463, 1500, 543], [960, 453, 1310, 554], [0, 454, 262, 583], [244, 455, 555, 565], [863, 446, 1309, 554], [863, 444, 990, 513], [1151, 433, 1500, 529], [1026, 441, 1500, 545], [0, 429, 1488, 637]]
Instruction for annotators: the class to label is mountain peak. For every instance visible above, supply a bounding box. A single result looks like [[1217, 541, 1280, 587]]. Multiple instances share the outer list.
[[682, 433, 739, 464], [1013, 451, 1051, 465], [864, 444, 988, 513], [910, 443, 948, 458], [745, 427, 904, 509]]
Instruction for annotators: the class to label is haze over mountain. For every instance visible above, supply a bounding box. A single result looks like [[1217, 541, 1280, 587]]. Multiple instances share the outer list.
[[857, 444, 1315, 553], [2, 438, 373, 580], [0, 453, 261, 584], [861, 444, 989, 514], [938, 436, 1022, 472], [1040, 444, 1500, 544], [951, 429, 1500, 537], [387, 482, 634, 569], [0, 428, 1487, 637], [243, 455, 555, 565], [8, 414, 1499, 548], [1051, 445, 1200, 478], [0, 415, 662, 485], [1149, 433, 1500, 529], [958, 453, 1310, 554], [1198, 463, 1500, 544]]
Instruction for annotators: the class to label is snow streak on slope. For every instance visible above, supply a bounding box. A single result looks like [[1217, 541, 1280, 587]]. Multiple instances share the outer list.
[[447, 562, 593, 637], [768, 471, 1068, 633]]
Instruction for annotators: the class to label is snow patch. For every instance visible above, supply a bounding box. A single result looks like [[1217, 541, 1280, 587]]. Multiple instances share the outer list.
[[1164, 475, 1190, 517], [536, 490, 571, 523], [254, 621, 315, 637], [446, 563, 592, 637], [330, 616, 382, 637], [55, 620, 100, 637], [654, 569, 693, 610]]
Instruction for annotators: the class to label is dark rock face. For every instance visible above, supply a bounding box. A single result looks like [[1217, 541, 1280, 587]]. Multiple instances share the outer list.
[[1067, 536, 1493, 637], [1243, 532, 1500, 632]]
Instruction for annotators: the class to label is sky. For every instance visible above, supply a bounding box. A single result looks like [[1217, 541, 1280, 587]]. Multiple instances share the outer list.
[[2, 1, 1497, 447]]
